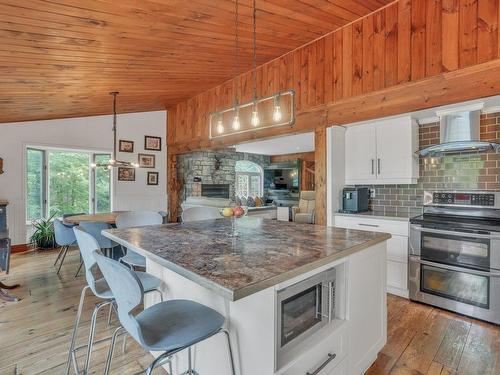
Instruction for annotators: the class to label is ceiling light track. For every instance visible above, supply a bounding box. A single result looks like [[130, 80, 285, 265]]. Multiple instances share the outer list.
[[209, 0, 295, 139]]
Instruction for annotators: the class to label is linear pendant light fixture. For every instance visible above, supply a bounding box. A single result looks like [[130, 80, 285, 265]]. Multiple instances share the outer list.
[[209, 0, 295, 139], [91, 92, 139, 170]]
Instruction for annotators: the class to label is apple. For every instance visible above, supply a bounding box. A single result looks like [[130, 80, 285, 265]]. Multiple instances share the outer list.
[[233, 206, 245, 217], [222, 207, 234, 217]]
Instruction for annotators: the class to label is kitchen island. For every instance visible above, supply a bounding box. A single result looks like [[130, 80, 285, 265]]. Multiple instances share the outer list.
[[103, 217, 390, 375]]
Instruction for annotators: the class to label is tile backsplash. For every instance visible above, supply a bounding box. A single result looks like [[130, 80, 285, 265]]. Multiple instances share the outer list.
[[356, 112, 500, 214]]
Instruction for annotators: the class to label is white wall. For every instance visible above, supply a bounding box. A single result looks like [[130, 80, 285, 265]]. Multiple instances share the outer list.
[[0, 110, 167, 245]]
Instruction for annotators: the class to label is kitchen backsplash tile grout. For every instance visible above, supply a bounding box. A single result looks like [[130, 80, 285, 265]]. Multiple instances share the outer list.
[[353, 113, 500, 213]]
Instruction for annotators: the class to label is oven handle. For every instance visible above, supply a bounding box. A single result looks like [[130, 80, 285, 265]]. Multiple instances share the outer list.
[[411, 225, 500, 240], [306, 353, 336, 375], [411, 256, 500, 278]]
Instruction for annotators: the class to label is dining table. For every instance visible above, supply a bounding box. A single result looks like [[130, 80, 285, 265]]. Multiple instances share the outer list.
[[63, 211, 125, 225]]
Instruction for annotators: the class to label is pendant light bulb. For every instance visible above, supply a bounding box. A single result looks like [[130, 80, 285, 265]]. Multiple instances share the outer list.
[[109, 159, 116, 165], [251, 102, 260, 127], [216, 115, 225, 134], [90, 163, 97, 169], [232, 109, 240, 130], [273, 95, 282, 122]]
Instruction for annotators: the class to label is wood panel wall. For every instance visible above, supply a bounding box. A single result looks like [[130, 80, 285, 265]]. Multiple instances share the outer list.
[[167, 0, 500, 153]]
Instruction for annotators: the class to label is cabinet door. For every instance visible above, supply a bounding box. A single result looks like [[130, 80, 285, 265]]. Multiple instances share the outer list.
[[345, 124, 377, 183], [375, 117, 416, 181]]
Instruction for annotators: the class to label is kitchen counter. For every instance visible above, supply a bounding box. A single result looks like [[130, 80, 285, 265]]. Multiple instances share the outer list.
[[335, 209, 422, 222], [103, 216, 390, 301]]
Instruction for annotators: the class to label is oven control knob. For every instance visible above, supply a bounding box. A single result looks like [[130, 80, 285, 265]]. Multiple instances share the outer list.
[[447, 199, 452, 203]]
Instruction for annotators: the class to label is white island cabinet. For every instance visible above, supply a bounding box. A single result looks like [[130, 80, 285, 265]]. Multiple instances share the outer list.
[[102, 217, 389, 375]]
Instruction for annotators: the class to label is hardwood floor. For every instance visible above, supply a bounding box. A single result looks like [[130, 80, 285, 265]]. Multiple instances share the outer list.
[[1, 249, 499, 375], [368, 295, 500, 375], [0, 248, 166, 375]]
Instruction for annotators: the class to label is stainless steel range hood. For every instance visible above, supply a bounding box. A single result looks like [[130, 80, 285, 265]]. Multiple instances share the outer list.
[[417, 103, 500, 157]]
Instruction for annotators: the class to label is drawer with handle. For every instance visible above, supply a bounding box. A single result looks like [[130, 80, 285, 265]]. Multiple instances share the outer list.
[[278, 324, 347, 375], [334, 215, 409, 237]]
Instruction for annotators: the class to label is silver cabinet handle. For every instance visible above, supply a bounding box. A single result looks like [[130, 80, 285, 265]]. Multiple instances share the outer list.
[[377, 158, 381, 174], [358, 223, 379, 228], [306, 353, 337, 375], [410, 256, 500, 278], [371, 159, 374, 175]]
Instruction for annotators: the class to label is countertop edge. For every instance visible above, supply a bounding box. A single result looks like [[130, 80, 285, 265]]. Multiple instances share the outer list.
[[232, 232, 391, 300], [103, 229, 391, 302]]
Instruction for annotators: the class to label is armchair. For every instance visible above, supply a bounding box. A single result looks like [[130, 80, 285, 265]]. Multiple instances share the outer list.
[[292, 191, 316, 224]]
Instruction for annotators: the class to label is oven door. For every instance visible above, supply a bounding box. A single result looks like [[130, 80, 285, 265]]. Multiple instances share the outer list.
[[410, 224, 500, 270], [409, 256, 500, 324]]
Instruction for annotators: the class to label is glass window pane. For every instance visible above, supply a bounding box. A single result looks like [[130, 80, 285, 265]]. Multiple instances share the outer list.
[[48, 151, 90, 216], [235, 160, 261, 173], [94, 154, 111, 213], [250, 175, 261, 197], [26, 149, 44, 221], [236, 174, 249, 197]]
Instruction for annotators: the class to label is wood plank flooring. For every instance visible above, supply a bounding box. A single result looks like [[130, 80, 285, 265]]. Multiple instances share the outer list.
[[0, 248, 166, 375], [1, 249, 499, 375]]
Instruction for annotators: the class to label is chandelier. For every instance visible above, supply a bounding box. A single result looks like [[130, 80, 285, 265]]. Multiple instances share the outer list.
[[91, 92, 139, 169], [209, 0, 295, 139]]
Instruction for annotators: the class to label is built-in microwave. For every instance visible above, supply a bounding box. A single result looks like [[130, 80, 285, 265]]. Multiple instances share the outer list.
[[275, 268, 336, 370]]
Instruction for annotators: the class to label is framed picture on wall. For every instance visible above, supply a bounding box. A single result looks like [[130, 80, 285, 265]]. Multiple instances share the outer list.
[[138, 153, 155, 168], [118, 167, 135, 181], [119, 140, 134, 153], [144, 136, 162, 151], [147, 172, 159, 185]]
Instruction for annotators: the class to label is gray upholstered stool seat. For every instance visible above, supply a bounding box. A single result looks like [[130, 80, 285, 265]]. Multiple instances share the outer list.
[[120, 250, 146, 268], [135, 299, 225, 351]]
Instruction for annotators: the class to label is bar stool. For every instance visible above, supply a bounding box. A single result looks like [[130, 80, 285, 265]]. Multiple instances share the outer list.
[[116, 211, 163, 269], [78, 221, 122, 259], [53, 219, 77, 275], [65, 227, 165, 375], [94, 251, 236, 375]]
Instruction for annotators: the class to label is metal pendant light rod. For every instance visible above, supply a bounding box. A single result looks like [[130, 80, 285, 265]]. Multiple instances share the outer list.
[[110, 91, 119, 162], [252, 0, 257, 102]]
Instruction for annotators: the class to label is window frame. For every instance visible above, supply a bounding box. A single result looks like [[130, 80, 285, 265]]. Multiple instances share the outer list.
[[25, 145, 113, 223], [235, 161, 263, 198]]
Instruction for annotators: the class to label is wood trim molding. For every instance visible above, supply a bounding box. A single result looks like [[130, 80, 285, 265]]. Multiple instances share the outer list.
[[11, 244, 30, 253], [314, 128, 327, 226]]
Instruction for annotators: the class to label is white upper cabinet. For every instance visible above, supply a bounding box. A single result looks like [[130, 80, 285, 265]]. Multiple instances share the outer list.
[[345, 115, 419, 185], [345, 122, 377, 182]]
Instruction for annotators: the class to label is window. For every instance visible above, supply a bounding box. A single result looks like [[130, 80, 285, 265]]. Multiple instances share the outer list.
[[235, 160, 263, 197], [26, 147, 112, 221]]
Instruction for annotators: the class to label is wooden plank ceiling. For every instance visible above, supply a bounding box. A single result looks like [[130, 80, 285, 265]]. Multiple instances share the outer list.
[[0, 0, 393, 123]]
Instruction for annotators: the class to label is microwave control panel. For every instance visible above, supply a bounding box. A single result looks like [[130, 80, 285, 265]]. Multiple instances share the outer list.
[[432, 192, 495, 206]]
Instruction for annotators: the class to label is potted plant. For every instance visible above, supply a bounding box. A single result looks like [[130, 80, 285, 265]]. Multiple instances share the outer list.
[[30, 213, 56, 249]]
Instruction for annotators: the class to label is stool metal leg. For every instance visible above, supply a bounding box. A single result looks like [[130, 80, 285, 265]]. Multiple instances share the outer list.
[[222, 329, 236, 375], [74, 260, 83, 278], [145, 352, 173, 375], [104, 326, 124, 375], [83, 299, 113, 374], [65, 285, 89, 375]]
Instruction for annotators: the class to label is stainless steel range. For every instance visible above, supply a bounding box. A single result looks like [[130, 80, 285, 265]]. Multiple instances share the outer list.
[[409, 191, 500, 324]]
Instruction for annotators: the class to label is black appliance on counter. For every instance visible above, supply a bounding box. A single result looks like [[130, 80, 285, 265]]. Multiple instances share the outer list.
[[409, 191, 500, 325], [341, 187, 369, 213]]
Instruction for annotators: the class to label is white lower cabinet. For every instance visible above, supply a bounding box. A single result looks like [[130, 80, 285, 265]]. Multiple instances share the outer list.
[[326, 357, 348, 375], [334, 215, 409, 298], [279, 324, 347, 375]]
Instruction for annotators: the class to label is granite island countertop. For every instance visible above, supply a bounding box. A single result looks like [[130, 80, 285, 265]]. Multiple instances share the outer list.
[[103, 217, 390, 301]]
